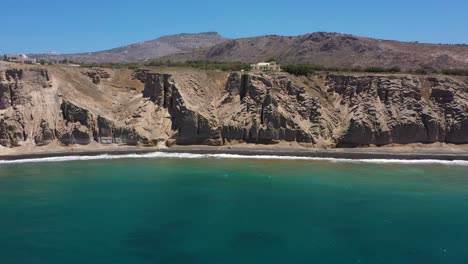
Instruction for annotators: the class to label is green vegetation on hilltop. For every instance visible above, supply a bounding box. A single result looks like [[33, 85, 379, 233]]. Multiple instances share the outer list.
[[146, 60, 251, 71], [281, 64, 402, 76], [440, 69, 468, 76], [80, 60, 251, 71], [78, 60, 468, 77], [281, 64, 323, 76]]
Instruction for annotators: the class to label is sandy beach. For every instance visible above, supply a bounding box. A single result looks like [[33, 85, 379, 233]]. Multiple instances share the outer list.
[[2, 143, 468, 161]]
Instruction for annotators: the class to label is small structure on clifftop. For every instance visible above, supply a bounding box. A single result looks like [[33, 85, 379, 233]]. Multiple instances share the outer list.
[[250, 61, 281, 72], [3, 54, 37, 64]]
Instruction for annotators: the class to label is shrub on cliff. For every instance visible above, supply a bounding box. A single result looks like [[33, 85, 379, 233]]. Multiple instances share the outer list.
[[414, 69, 429, 75], [282, 64, 316, 76], [441, 69, 468, 76], [283, 64, 404, 76], [364, 66, 401, 73], [145, 60, 250, 71]]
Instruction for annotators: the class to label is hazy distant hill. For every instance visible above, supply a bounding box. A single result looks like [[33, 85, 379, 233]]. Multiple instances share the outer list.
[[29, 31, 468, 70], [30, 32, 228, 63], [162, 32, 468, 70]]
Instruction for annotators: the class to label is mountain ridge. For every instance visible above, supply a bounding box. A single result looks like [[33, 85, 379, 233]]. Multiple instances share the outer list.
[[29, 32, 228, 63], [161, 32, 468, 70], [26, 31, 468, 70]]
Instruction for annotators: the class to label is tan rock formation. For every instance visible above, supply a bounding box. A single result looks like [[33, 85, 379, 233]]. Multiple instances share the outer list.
[[0, 62, 467, 151]]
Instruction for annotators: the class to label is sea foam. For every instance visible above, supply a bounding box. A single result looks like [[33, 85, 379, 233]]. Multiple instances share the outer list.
[[1, 152, 468, 166]]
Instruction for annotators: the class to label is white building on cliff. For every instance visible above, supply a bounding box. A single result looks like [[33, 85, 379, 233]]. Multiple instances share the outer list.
[[4, 54, 37, 64], [250, 61, 281, 72]]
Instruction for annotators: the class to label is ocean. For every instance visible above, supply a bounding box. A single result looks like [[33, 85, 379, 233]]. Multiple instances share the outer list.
[[1, 153, 468, 264]]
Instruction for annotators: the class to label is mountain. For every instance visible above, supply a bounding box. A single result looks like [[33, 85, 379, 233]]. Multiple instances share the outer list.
[[161, 32, 468, 70], [30, 32, 228, 63], [28, 31, 468, 70]]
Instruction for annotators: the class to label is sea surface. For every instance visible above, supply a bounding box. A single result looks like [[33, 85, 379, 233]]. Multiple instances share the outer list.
[[1, 153, 468, 264]]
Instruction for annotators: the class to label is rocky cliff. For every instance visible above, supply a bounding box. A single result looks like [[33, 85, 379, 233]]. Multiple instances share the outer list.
[[1, 62, 467, 151]]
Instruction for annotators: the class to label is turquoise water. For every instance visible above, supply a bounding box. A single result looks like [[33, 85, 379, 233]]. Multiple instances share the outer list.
[[1, 156, 468, 263]]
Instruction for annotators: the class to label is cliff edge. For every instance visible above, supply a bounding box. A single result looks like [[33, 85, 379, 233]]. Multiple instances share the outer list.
[[1, 62, 468, 154]]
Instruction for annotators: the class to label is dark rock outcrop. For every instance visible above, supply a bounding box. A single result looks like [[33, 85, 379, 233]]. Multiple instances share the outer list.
[[58, 101, 94, 145], [96, 115, 146, 145], [34, 120, 55, 146], [97, 116, 114, 144], [220, 73, 333, 144], [428, 78, 468, 143], [0, 112, 25, 147], [0, 68, 51, 109], [60, 100, 92, 124], [0, 82, 12, 109], [0, 70, 22, 109], [113, 127, 141, 145], [82, 68, 110, 84], [142, 72, 221, 145], [58, 125, 91, 146], [326, 75, 466, 146]]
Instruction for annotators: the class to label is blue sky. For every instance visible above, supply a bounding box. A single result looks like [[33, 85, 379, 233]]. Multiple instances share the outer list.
[[2, 0, 467, 54]]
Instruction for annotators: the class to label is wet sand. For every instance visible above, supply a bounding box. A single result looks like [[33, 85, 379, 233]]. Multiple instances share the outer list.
[[1, 144, 468, 161]]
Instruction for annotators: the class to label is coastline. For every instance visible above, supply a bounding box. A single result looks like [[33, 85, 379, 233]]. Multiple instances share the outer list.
[[2, 144, 468, 162]]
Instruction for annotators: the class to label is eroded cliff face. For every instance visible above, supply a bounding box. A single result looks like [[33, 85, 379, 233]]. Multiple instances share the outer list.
[[219, 72, 337, 145], [327, 75, 468, 146], [136, 70, 222, 145], [0, 64, 158, 149], [1, 62, 467, 151], [132, 70, 468, 147], [0, 68, 55, 147]]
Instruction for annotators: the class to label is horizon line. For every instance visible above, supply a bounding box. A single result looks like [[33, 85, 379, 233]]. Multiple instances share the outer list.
[[3, 30, 468, 55]]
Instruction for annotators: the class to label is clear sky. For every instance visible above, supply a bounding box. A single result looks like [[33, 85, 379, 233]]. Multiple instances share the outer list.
[[2, 0, 467, 54]]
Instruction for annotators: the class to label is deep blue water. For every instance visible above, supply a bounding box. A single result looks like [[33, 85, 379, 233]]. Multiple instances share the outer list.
[[1, 156, 468, 263]]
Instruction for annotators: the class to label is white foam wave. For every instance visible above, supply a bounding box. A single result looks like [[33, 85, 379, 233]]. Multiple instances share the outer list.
[[0, 152, 468, 166]]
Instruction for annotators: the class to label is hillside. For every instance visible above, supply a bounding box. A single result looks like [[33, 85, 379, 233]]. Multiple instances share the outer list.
[[27, 32, 468, 71], [30, 32, 228, 63], [162, 32, 468, 70]]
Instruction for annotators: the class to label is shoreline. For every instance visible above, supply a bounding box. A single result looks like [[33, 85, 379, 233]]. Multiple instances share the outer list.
[[1, 145, 468, 162]]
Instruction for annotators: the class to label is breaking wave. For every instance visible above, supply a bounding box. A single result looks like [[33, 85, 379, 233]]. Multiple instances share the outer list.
[[1, 152, 468, 166]]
